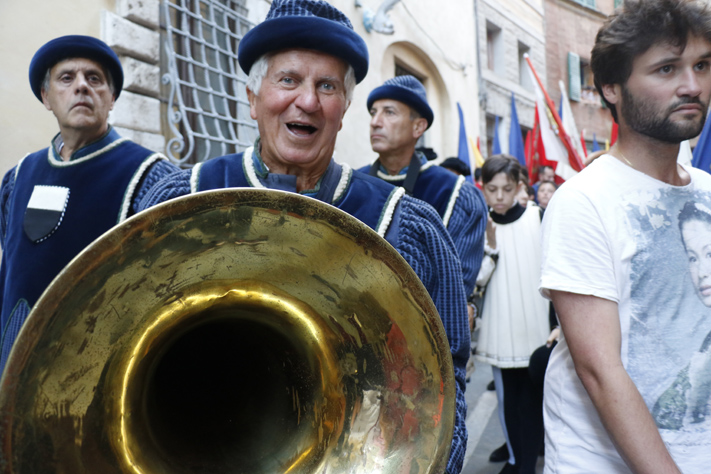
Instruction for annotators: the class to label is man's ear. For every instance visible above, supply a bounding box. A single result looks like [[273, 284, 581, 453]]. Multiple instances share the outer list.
[[602, 83, 621, 107], [247, 87, 258, 121], [412, 117, 427, 139], [338, 99, 351, 132], [41, 87, 52, 111]]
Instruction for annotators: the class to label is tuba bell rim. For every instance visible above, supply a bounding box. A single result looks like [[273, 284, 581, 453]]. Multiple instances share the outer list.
[[0, 188, 455, 474]]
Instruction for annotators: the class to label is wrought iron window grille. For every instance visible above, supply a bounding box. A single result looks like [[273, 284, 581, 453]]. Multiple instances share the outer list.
[[162, 0, 257, 166]]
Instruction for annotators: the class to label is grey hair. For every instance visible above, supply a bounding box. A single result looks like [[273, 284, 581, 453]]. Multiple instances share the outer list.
[[246, 53, 356, 102], [40, 62, 116, 96]]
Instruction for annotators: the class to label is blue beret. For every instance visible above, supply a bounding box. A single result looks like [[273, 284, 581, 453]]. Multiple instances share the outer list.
[[29, 35, 124, 102], [367, 75, 434, 129], [441, 157, 471, 176], [238, 0, 369, 83]]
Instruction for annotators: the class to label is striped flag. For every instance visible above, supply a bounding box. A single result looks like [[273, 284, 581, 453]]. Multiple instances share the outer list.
[[457, 102, 475, 183]]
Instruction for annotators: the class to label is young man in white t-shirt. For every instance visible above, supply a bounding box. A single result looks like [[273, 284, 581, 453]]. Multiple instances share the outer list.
[[540, 0, 711, 473]]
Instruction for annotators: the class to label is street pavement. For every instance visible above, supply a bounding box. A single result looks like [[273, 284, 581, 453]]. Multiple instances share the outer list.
[[460, 358, 544, 474]]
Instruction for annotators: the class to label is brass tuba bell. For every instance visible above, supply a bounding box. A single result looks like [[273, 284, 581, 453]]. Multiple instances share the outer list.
[[0, 189, 455, 473]]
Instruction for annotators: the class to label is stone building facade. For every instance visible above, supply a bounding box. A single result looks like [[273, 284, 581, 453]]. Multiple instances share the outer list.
[[543, 0, 617, 151], [475, 0, 546, 158], [0, 0, 482, 174]]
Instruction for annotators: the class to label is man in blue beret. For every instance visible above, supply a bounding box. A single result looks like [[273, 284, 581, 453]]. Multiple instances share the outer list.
[[0, 35, 178, 373], [139, 1, 469, 471], [362, 75, 487, 305]]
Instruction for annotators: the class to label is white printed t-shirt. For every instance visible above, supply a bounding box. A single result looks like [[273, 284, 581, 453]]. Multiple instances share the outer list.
[[540, 154, 711, 474]]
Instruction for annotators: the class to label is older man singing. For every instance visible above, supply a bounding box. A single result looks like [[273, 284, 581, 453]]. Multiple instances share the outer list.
[[140, 1, 469, 472]]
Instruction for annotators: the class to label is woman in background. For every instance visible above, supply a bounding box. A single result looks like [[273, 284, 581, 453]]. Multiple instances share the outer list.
[[653, 201, 711, 430]]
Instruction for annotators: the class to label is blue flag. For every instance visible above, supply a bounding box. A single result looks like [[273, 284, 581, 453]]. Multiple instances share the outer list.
[[592, 133, 601, 152], [692, 115, 711, 173], [457, 103, 474, 183], [492, 116, 501, 155], [508, 93, 526, 167]]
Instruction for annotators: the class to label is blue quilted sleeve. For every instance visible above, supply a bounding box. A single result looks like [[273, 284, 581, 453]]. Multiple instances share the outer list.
[[396, 195, 470, 474], [446, 182, 487, 295], [137, 168, 193, 212], [131, 159, 181, 214], [0, 167, 17, 247]]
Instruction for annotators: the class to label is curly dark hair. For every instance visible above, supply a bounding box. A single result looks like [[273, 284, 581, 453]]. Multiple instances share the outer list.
[[591, 0, 711, 122]]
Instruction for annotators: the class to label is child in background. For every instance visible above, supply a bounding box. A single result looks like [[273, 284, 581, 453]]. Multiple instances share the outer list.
[[536, 181, 557, 212], [475, 154, 551, 474]]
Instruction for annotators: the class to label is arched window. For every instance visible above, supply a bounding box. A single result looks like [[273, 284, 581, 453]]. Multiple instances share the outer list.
[[379, 41, 451, 158]]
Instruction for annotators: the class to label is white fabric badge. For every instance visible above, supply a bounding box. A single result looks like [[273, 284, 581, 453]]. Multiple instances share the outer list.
[[23, 185, 70, 243]]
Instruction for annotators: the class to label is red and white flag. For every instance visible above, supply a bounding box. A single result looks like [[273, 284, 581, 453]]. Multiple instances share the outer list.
[[559, 80, 587, 162], [525, 56, 583, 181]]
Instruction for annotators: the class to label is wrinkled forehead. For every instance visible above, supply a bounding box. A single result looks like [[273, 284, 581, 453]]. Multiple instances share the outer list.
[[48, 57, 110, 78], [267, 48, 348, 78]]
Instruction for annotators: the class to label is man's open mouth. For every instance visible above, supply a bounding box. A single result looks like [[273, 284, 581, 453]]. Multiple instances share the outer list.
[[287, 123, 317, 135]]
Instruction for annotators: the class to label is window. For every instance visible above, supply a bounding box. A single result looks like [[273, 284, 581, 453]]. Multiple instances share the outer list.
[[485, 114, 499, 158], [520, 125, 531, 144], [568, 52, 598, 103], [162, 0, 258, 166], [518, 42, 532, 90], [568, 52, 582, 101], [395, 63, 426, 84], [486, 22, 504, 76], [572, 0, 596, 8], [580, 58, 597, 102]]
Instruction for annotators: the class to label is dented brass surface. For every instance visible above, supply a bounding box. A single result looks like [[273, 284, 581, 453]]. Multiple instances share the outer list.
[[0, 189, 454, 474]]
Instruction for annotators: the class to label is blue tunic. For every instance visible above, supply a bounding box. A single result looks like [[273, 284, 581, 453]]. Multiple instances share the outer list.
[[0, 128, 178, 372], [360, 155, 487, 294], [139, 146, 471, 473]]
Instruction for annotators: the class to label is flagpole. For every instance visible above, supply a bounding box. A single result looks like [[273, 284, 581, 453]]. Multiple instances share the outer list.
[[524, 54, 585, 171]]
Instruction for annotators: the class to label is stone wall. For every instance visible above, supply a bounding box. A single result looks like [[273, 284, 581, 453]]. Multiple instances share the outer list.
[[544, 0, 613, 146], [104, 0, 166, 154], [476, 0, 545, 156]]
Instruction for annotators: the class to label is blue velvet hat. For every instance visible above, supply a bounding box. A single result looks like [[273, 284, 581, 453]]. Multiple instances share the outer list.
[[441, 157, 471, 176], [238, 0, 369, 83], [367, 75, 434, 129], [29, 35, 124, 102]]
